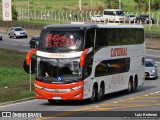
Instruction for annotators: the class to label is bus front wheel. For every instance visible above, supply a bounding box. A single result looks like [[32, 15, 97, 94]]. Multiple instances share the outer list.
[[89, 87, 97, 103]]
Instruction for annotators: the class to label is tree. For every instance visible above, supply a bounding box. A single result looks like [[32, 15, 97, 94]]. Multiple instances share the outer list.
[[100, 0, 120, 9], [152, 0, 160, 10], [134, 0, 149, 11], [12, 5, 18, 20], [30, 0, 33, 4]]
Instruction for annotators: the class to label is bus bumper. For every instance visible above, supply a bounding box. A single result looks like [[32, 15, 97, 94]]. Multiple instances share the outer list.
[[34, 80, 84, 100]]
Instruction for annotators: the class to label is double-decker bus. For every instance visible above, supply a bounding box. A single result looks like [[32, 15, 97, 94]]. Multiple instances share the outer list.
[[23, 24, 145, 103]]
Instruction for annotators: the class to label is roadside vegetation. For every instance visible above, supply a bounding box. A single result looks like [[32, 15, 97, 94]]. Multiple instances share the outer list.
[[0, 48, 34, 103], [0, 0, 159, 33], [6, 0, 160, 12]]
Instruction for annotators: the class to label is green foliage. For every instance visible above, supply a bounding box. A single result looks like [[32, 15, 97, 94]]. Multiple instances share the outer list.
[[12, 5, 18, 21], [45, 6, 52, 10], [134, 0, 160, 10], [0, 48, 34, 103], [152, 1, 160, 10], [100, 0, 120, 9], [30, 0, 33, 4], [1, 0, 158, 13]]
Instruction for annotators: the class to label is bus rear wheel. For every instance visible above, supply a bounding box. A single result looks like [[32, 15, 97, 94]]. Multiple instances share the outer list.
[[133, 79, 138, 92], [97, 85, 104, 101], [127, 79, 133, 94]]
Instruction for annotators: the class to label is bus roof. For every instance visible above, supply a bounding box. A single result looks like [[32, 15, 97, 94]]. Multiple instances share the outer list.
[[43, 24, 97, 30], [97, 24, 144, 29], [43, 24, 143, 30]]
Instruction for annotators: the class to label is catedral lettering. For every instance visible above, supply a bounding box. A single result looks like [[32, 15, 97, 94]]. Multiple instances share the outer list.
[[49, 53, 66, 57], [23, 24, 145, 104], [111, 48, 127, 57]]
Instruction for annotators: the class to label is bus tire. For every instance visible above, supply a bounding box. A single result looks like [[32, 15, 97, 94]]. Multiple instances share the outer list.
[[89, 86, 97, 103], [133, 77, 138, 92], [127, 78, 133, 94], [97, 83, 105, 101]]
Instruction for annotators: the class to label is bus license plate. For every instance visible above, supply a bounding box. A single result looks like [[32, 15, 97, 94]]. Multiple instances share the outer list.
[[53, 96, 61, 100]]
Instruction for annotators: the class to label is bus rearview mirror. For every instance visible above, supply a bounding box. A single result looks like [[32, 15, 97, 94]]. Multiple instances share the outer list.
[[23, 58, 36, 74]]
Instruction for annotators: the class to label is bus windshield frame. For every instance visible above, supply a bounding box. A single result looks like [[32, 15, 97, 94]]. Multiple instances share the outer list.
[[36, 57, 82, 84]]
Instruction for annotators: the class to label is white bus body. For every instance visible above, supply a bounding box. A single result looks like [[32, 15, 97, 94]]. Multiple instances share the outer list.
[[103, 9, 125, 22], [25, 24, 145, 103]]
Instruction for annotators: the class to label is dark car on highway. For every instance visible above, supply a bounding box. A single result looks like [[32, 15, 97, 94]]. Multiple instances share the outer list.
[[29, 36, 39, 48], [136, 14, 154, 24], [0, 32, 2, 40]]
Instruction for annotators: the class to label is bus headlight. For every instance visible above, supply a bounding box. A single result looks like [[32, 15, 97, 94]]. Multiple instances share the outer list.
[[71, 85, 83, 91], [34, 83, 44, 90]]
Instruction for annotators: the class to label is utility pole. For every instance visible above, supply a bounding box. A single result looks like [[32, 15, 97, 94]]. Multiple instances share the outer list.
[[91, 0, 92, 9], [79, 0, 81, 11], [119, 0, 121, 9], [28, 0, 30, 21], [149, 0, 151, 30]]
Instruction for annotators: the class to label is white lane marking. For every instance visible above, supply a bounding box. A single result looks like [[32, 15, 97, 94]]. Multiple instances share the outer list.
[[0, 99, 37, 109], [12, 39, 23, 42], [22, 45, 28, 47], [12, 44, 18, 45], [113, 102, 117, 104], [149, 91, 160, 94], [146, 55, 160, 58]]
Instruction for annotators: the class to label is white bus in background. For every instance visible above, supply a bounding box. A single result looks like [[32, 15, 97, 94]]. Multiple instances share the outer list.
[[103, 9, 125, 22], [24, 24, 145, 104]]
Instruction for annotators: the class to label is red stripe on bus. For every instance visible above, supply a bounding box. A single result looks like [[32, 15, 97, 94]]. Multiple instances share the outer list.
[[80, 49, 89, 66], [26, 49, 37, 65]]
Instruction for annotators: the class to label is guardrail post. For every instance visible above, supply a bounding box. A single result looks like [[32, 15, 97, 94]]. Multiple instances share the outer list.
[[40, 9, 43, 19], [55, 11, 57, 20], [157, 12, 160, 27]]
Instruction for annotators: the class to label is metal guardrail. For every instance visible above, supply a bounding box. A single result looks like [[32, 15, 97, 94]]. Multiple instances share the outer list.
[[145, 33, 160, 40], [0, 21, 46, 30], [0, 21, 159, 41]]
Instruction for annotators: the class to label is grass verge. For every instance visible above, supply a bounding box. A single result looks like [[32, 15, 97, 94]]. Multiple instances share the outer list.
[[0, 48, 35, 103]]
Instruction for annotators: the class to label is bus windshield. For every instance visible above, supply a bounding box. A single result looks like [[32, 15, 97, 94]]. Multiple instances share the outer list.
[[39, 29, 84, 52], [36, 57, 82, 83]]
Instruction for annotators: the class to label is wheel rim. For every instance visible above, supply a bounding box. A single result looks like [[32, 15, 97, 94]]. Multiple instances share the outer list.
[[91, 89, 96, 102], [128, 81, 132, 93], [98, 87, 103, 100]]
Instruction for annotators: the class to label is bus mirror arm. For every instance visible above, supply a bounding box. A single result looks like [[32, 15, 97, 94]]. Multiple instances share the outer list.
[[80, 49, 89, 67], [23, 49, 37, 74], [26, 49, 37, 65]]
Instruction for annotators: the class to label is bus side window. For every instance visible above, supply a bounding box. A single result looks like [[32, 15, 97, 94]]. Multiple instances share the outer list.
[[85, 28, 95, 49]]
